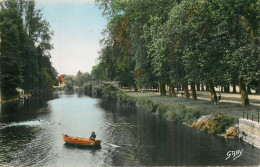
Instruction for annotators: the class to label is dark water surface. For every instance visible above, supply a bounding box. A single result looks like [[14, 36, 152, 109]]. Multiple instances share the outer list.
[[0, 89, 259, 166]]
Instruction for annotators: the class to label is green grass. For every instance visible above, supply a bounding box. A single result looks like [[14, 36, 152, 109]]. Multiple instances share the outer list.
[[125, 91, 259, 122], [155, 105, 208, 125]]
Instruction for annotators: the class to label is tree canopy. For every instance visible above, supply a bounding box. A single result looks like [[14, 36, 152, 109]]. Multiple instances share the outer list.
[[93, 0, 259, 105], [0, 0, 57, 97]]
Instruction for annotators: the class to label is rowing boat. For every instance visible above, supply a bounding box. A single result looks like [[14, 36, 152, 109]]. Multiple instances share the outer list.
[[63, 134, 101, 147]]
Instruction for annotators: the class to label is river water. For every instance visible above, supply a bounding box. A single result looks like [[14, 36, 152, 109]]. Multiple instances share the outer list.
[[0, 89, 259, 166]]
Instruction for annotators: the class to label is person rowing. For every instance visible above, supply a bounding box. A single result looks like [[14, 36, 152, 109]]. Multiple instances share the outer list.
[[90, 132, 96, 141]]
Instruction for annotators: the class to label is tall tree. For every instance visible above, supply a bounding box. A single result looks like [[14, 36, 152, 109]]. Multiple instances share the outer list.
[[0, 0, 57, 98]]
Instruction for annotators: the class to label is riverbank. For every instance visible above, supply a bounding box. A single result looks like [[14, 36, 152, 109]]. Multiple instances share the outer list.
[[1, 94, 32, 103], [86, 83, 240, 137], [1, 96, 19, 103], [0, 89, 53, 104], [126, 91, 260, 120]]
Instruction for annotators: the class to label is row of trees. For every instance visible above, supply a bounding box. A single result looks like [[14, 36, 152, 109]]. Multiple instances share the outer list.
[[0, 0, 57, 97], [64, 71, 92, 88], [92, 0, 260, 106]]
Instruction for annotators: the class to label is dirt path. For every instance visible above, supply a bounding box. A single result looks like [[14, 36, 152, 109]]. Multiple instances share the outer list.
[[196, 91, 260, 106]]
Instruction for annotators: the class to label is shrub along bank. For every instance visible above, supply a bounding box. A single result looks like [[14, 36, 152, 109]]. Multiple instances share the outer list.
[[86, 83, 236, 136]]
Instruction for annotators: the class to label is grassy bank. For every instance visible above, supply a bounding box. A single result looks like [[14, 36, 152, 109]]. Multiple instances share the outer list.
[[127, 91, 259, 120], [90, 83, 236, 135], [1, 89, 47, 104], [1, 96, 19, 103]]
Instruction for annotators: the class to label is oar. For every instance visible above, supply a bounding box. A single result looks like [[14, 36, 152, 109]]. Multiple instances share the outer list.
[[94, 129, 121, 148], [108, 143, 121, 148], [103, 141, 121, 148]]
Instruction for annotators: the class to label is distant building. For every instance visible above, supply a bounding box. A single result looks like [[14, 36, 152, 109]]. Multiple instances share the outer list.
[[59, 75, 65, 83], [53, 74, 67, 90]]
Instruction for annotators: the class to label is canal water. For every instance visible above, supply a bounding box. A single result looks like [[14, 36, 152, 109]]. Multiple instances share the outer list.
[[0, 89, 259, 166]]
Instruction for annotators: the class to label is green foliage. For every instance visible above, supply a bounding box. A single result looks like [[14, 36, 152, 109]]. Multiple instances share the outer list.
[[213, 116, 236, 134], [63, 75, 75, 88], [95, 46, 116, 80], [136, 98, 158, 113], [1, 58, 20, 96], [0, 0, 57, 97], [75, 71, 91, 87], [91, 64, 108, 81], [94, 0, 259, 101], [157, 105, 208, 125], [101, 83, 120, 98]]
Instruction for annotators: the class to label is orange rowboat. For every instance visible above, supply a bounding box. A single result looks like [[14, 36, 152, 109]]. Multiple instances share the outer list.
[[63, 134, 101, 147]]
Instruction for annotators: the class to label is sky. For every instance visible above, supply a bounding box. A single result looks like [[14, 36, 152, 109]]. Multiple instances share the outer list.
[[36, 0, 107, 75]]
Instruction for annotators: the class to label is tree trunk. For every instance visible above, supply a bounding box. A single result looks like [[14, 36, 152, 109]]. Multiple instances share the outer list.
[[206, 83, 209, 91], [247, 85, 251, 94], [181, 83, 184, 91], [196, 82, 200, 91], [158, 79, 166, 96], [169, 84, 175, 97], [201, 83, 205, 91], [134, 86, 138, 92], [129, 82, 132, 91], [224, 83, 230, 93], [256, 80, 260, 94], [169, 86, 172, 96], [232, 80, 237, 93], [184, 82, 190, 98], [255, 71, 260, 94], [191, 80, 197, 99], [177, 85, 179, 93], [239, 77, 250, 106], [158, 81, 161, 95], [208, 79, 216, 103]]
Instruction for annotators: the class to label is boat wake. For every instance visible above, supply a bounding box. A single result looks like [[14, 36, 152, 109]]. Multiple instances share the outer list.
[[0, 120, 43, 129]]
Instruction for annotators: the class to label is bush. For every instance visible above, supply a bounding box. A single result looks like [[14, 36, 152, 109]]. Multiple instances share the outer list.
[[155, 105, 207, 125], [136, 98, 158, 113], [213, 116, 236, 134], [182, 108, 208, 125], [101, 84, 121, 98], [162, 106, 178, 120]]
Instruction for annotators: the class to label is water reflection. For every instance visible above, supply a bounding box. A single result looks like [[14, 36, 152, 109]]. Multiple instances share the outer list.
[[63, 143, 102, 150]]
